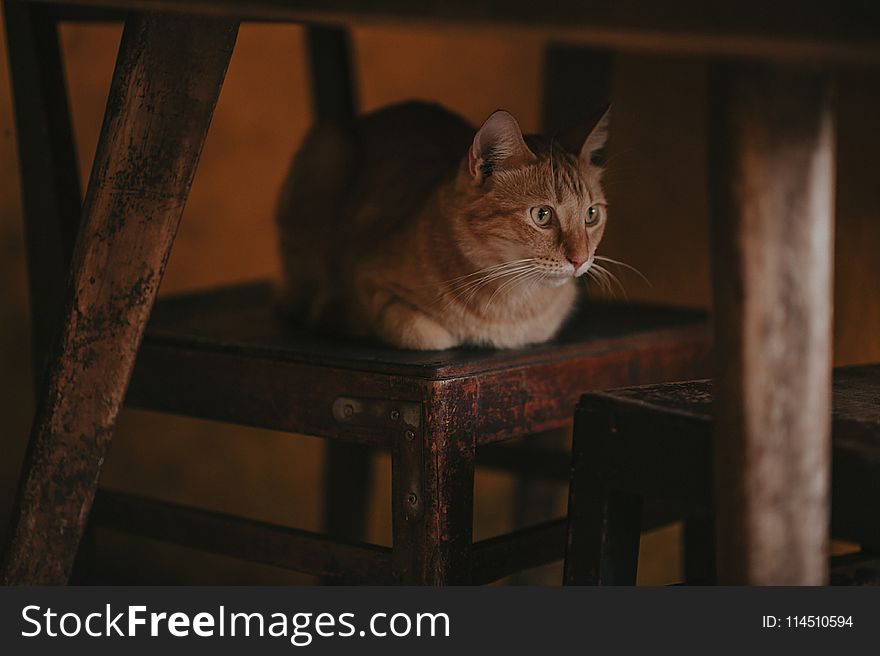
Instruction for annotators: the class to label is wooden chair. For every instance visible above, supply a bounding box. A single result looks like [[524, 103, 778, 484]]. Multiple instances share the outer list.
[[563, 365, 880, 585], [0, 3, 714, 585]]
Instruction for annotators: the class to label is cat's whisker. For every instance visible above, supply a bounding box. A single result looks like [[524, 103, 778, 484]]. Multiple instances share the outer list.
[[446, 265, 535, 303], [585, 268, 611, 297], [593, 255, 651, 286], [437, 258, 538, 287], [591, 263, 628, 300], [437, 262, 538, 312], [482, 268, 543, 313]]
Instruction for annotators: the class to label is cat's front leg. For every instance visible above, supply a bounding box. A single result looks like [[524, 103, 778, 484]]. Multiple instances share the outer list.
[[373, 296, 459, 350]]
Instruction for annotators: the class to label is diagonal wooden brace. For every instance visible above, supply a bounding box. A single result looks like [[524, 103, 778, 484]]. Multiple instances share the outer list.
[[2, 12, 239, 585]]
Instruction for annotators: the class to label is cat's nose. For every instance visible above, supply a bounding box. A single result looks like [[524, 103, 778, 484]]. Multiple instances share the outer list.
[[568, 256, 584, 271]]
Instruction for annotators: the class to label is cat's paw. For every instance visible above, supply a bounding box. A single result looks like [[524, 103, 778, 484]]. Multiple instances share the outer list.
[[378, 304, 459, 350]]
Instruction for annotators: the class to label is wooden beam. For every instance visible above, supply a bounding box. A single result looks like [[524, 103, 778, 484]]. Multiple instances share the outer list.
[[91, 489, 393, 582], [708, 63, 835, 584], [15, 0, 880, 64], [471, 518, 566, 585], [1, 13, 239, 585]]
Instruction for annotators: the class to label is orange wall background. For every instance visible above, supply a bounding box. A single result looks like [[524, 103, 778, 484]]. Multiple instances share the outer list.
[[1, 17, 878, 583]]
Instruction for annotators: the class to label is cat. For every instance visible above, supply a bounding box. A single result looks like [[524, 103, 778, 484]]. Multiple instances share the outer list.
[[276, 101, 609, 350]]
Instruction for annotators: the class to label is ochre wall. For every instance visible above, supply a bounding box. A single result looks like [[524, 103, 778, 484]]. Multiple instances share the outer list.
[[2, 19, 878, 584]]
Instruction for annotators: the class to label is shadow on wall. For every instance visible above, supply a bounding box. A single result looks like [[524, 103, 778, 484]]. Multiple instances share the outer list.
[[1, 17, 878, 583]]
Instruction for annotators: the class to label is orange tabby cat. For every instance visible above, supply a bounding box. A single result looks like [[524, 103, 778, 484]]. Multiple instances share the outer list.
[[277, 101, 609, 350]]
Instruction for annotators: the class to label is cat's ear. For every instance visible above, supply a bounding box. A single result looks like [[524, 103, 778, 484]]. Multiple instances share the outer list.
[[468, 110, 535, 185], [559, 104, 611, 167]]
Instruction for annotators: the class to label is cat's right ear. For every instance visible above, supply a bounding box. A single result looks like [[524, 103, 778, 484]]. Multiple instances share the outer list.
[[468, 110, 535, 185]]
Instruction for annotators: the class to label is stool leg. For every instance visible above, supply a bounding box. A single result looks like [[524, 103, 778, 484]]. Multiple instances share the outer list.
[[1, 13, 238, 585], [565, 408, 642, 585], [566, 484, 642, 585], [392, 384, 476, 585], [683, 516, 717, 585]]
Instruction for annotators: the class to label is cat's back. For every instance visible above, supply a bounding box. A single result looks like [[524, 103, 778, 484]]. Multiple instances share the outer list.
[[343, 102, 474, 227]]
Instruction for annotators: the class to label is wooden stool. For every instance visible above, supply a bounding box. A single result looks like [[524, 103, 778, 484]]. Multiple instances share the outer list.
[[1, 5, 709, 584], [563, 365, 880, 585]]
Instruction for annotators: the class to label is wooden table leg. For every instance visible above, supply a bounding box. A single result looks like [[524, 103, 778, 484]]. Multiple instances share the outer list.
[[709, 63, 835, 585], [1, 13, 239, 585]]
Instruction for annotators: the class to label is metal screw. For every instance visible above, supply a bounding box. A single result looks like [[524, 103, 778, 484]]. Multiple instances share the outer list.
[[343, 404, 354, 418], [407, 493, 418, 506], [405, 429, 415, 441], [390, 409, 400, 421]]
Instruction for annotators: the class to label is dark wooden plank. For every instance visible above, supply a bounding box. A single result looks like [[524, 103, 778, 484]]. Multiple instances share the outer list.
[[129, 343, 426, 444], [140, 281, 710, 380], [471, 517, 567, 585], [4, 0, 82, 391], [17, 0, 880, 63], [91, 489, 393, 583], [127, 325, 709, 444], [709, 62, 835, 585], [1, 13, 239, 585]]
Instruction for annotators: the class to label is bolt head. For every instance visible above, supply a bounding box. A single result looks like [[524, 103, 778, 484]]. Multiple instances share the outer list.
[[407, 493, 418, 505], [405, 430, 415, 441], [390, 409, 400, 421], [343, 404, 354, 417]]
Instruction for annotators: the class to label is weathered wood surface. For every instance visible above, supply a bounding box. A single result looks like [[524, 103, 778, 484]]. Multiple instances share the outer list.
[[709, 63, 835, 585], [21, 0, 880, 63], [126, 282, 710, 442], [392, 379, 477, 584], [4, 0, 82, 391], [1, 13, 239, 585], [564, 366, 880, 584]]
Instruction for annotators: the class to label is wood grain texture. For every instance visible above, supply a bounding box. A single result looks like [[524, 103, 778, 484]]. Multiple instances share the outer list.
[[3, 0, 82, 390], [1, 12, 239, 585], [709, 62, 835, 585], [18, 0, 880, 63]]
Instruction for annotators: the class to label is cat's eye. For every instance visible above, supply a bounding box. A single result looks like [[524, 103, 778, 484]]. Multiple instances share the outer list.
[[586, 205, 602, 226], [530, 205, 555, 228]]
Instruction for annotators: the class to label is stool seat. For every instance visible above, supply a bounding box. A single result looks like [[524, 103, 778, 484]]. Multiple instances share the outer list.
[[128, 280, 710, 443], [565, 364, 880, 584]]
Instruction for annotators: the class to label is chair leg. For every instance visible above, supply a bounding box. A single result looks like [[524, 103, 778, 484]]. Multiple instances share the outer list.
[[564, 407, 642, 585], [3, 0, 82, 392], [0, 13, 238, 585], [565, 483, 642, 585], [392, 385, 476, 585], [683, 516, 717, 584]]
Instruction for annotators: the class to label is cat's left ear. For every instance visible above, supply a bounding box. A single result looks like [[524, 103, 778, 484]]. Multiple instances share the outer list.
[[468, 110, 535, 185], [560, 104, 611, 167]]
